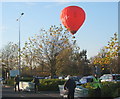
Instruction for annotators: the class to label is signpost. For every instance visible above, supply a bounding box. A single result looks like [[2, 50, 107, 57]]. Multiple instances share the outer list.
[[10, 70, 20, 77]]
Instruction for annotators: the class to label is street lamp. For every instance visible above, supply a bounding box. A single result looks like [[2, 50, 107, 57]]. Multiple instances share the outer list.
[[17, 13, 24, 76]]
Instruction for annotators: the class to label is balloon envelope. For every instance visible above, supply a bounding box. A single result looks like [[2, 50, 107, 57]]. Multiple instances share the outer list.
[[60, 6, 86, 35]]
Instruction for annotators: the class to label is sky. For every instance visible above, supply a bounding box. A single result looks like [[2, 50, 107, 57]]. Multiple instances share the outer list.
[[0, 2, 118, 59]]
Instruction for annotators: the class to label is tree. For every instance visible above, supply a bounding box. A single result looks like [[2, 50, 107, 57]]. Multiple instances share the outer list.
[[56, 47, 90, 76], [0, 42, 19, 79], [70, 49, 90, 76], [92, 33, 120, 74], [21, 25, 76, 77], [92, 48, 110, 75], [104, 33, 120, 73], [56, 48, 73, 75]]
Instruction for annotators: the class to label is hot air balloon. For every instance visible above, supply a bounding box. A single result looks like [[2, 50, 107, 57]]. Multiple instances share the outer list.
[[60, 6, 86, 35]]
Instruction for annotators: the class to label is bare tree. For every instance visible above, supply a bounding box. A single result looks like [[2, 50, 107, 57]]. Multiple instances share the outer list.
[[21, 25, 75, 77], [0, 42, 19, 79]]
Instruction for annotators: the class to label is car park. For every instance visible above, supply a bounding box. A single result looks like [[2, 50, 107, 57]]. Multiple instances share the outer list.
[[100, 74, 120, 82]]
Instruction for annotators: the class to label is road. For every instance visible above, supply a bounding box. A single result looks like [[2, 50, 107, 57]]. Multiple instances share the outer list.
[[1, 84, 60, 99], [1, 84, 119, 99]]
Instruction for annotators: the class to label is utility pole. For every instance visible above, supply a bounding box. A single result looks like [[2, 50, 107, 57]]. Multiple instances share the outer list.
[[16, 13, 24, 76]]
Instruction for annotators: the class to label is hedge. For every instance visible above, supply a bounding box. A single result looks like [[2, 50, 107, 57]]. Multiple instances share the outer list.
[[6, 77, 33, 86], [38, 79, 66, 91], [6, 78, 14, 86], [20, 77, 33, 82], [5, 78, 120, 98], [6, 78, 66, 91], [82, 81, 120, 98]]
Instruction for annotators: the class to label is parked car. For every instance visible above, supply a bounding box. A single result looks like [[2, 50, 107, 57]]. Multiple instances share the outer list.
[[65, 76, 80, 80], [72, 76, 81, 81], [79, 76, 95, 84], [58, 76, 64, 79], [64, 76, 81, 85], [72, 76, 81, 85], [100, 74, 120, 82], [16, 81, 35, 92], [53, 76, 58, 79], [64, 75, 70, 80], [37, 76, 45, 79], [58, 85, 88, 98], [0, 77, 3, 83], [45, 76, 50, 79], [0, 77, 5, 84]]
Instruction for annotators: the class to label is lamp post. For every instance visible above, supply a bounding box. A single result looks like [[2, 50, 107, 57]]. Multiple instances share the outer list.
[[17, 13, 24, 76]]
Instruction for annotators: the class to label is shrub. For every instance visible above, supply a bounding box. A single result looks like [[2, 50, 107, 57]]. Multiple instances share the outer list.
[[6, 78, 14, 86], [6, 77, 33, 86], [20, 77, 33, 82], [101, 82, 116, 97], [6, 78, 66, 91], [113, 87, 120, 98], [38, 79, 66, 91], [82, 82, 120, 98]]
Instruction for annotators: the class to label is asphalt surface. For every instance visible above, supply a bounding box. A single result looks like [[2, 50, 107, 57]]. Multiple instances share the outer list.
[[1, 84, 119, 99], [1, 84, 61, 99]]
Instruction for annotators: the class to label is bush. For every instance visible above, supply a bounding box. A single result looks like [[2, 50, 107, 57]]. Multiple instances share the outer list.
[[101, 82, 116, 97], [20, 77, 33, 82], [6, 77, 33, 86], [6, 78, 14, 86], [38, 79, 66, 91], [113, 87, 120, 98], [6, 78, 66, 91], [82, 81, 120, 98]]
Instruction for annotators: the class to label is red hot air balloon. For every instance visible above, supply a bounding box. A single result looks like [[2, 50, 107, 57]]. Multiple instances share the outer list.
[[60, 6, 86, 35]]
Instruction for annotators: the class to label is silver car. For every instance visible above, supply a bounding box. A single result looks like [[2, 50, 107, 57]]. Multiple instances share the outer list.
[[79, 76, 95, 84], [100, 74, 120, 82], [58, 85, 88, 98]]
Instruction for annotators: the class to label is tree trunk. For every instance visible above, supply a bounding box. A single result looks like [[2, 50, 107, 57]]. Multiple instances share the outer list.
[[50, 59, 56, 78]]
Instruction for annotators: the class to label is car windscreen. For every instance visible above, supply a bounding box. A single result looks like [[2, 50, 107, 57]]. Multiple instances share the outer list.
[[87, 78, 93, 82]]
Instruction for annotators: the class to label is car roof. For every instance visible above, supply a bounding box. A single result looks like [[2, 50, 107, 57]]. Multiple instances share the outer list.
[[81, 76, 94, 78], [102, 74, 120, 76]]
